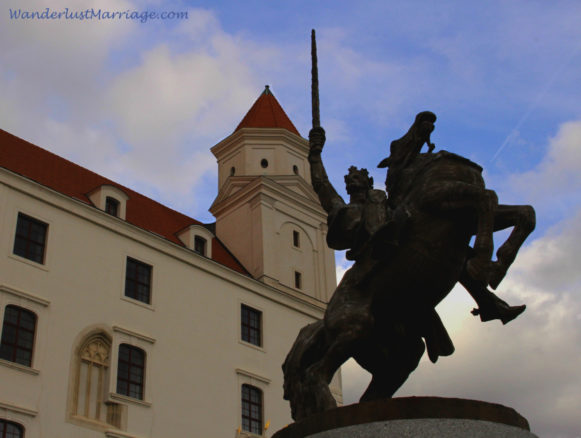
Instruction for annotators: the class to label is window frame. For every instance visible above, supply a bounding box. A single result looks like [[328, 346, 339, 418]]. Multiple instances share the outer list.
[[241, 384, 263, 435], [124, 257, 152, 305], [12, 213, 48, 264], [0, 305, 37, 367], [240, 304, 262, 348], [116, 344, 146, 401]]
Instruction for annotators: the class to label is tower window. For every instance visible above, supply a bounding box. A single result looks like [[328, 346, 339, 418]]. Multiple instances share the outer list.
[[260, 159, 268, 168], [13, 213, 48, 264], [105, 197, 120, 217], [241, 305, 262, 347], [230, 166, 236, 176], [294, 271, 302, 289], [194, 236, 207, 256], [241, 384, 263, 435], [293, 230, 300, 248], [293, 165, 299, 175]]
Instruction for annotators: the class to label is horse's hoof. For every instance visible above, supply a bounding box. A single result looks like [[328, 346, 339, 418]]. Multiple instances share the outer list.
[[489, 262, 507, 290]]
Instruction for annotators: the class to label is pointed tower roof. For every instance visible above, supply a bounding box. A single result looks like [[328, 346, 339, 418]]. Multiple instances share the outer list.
[[235, 85, 301, 136]]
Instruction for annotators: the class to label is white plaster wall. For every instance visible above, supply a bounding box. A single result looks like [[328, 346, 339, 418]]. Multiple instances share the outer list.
[[0, 172, 328, 438]]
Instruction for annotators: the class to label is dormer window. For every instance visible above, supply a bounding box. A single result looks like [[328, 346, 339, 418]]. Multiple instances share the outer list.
[[87, 185, 129, 220], [105, 197, 120, 217], [194, 236, 207, 256], [176, 224, 214, 259]]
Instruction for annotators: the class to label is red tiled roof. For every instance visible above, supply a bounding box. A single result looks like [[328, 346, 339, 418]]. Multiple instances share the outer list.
[[235, 85, 301, 136], [0, 129, 249, 275]]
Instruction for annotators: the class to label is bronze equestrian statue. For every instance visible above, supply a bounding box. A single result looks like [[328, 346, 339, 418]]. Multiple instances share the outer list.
[[281, 31, 535, 422]]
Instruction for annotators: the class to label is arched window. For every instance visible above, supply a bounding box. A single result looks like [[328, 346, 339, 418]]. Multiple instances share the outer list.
[[0, 419, 24, 438], [241, 384, 263, 434], [116, 344, 145, 400], [73, 333, 111, 422], [0, 305, 37, 367]]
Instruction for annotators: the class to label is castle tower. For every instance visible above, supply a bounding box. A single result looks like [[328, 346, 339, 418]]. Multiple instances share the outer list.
[[210, 86, 336, 304]]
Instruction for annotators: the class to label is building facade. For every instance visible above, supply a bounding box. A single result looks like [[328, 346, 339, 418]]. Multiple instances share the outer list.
[[0, 88, 340, 438]]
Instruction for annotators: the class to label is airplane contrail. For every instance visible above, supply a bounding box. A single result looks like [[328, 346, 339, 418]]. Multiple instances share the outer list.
[[491, 47, 580, 163]]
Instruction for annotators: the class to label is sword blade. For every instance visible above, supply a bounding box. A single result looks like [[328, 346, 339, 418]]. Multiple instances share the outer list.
[[311, 29, 320, 129]]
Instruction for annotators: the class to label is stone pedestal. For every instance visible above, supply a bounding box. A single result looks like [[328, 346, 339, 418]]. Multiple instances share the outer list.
[[272, 397, 538, 438]]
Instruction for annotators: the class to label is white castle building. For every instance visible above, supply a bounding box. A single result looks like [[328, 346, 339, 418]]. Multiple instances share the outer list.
[[0, 87, 340, 438]]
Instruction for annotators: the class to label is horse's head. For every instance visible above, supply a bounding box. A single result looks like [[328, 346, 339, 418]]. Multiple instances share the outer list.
[[414, 111, 437, 150]]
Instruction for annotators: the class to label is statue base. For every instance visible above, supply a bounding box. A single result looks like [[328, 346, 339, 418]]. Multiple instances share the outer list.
[[272, 397, 538, 438]]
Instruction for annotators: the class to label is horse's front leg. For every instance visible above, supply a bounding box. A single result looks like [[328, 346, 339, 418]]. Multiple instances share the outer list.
[[489, 204, 536, 289]]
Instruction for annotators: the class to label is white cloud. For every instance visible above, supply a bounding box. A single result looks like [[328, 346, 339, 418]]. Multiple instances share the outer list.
[[509, 120, 581, 201], [0, 5, 278, 214], [1, 0, 136, 118]]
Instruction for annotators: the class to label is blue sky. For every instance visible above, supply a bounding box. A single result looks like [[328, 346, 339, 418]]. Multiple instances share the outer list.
[[2, 1, 580, 436]]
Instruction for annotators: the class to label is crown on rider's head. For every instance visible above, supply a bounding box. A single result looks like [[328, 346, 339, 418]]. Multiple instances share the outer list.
[[345, 166, 374, 189]]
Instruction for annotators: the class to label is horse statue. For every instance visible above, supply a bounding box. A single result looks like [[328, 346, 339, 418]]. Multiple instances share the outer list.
[[281, 112, 536, 421]]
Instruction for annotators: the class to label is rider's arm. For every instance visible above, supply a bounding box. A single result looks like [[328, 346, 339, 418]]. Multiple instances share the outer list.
[[308, 127, 346, 214]]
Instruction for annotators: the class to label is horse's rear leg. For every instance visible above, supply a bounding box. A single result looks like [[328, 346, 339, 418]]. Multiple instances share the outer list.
[[357, 334, 425, 402], [489, 204, 536, 289], [303, 307, 374, 415], [282, 321, 328, 420]]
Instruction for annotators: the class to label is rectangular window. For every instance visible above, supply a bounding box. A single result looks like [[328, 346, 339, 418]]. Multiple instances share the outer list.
[[105, 197, 120, 217], [241, 384, 263, 435], [0, 305, 37, 367], [294, 271, 302, 289], [116, 344, 145, 400], [241, 305, 262, 347], [292, 230, 300, 248], [13, 213, 48, 264], [194, 236, 207, 256], [125, 258, 152, 304]]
